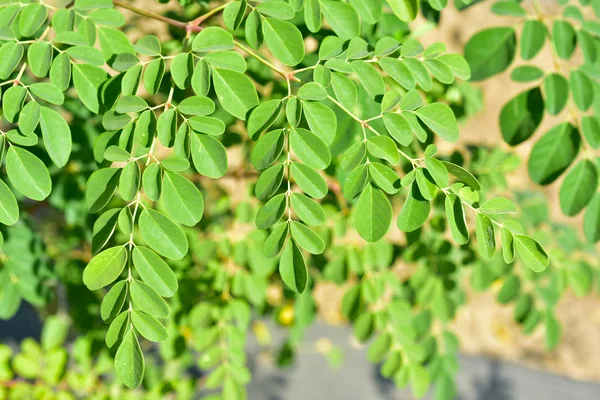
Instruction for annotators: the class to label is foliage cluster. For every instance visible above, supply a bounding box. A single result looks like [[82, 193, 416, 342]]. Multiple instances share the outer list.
[[0, 0, 597, 399]]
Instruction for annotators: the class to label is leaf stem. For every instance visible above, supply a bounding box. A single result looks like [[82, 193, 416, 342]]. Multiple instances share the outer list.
[[233, 40, 289, 79], [112, 0, 200, 32], [190, 1, 231, 26]]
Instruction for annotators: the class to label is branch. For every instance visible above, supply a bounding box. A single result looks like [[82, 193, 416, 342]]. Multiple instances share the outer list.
[[112, 0, 200, 32]]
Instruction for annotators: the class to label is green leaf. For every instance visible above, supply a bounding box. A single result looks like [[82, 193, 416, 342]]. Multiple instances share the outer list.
[[83, 246, 127, 290], [298, 83, 328, 101], [552, 20, 576, 60], [500, 87, 544, 145], [6, 147, 51, 201], [192, 26, 234, 52], [384, 113, 412, 146], [319, 0, 360, 40], [423, 157, 447, 187], [279, 240, 308, 293], [559, 159, 598, 216], [0, 42, 23, 79], [27, 41, 53, 78], [545, 312, 561, 350], [29, 83, 63, 105], [116, 95, 148, 113], [105, 310, 128, 349], [131, 310, 167, 342], [139, 209, 188, 260], [369, 162, 401, 194], [304, 0, 322, 32], [341, 142, 367, 172], [398, 182, 430, 232], [92, 208, 119, 253], [262, 18, 305, 66], [101, 280, 127, 321], [386, 0, 419, 22], [134, 35, 161, 56], [251, 129, 285, 170], [247, 99, 282, 140], [290, 221, 325, 254], [475, 214, 496, 258], [132, 246, 178, 298], [212, 68, 258, 120], [445, 193, 469, 244], [331, 72, 358, 109], [480, 197, 516, 214], [170, 52, 193, 89], [409, 365, 430, 399], [510, 65, 544, 82], [441, 161, 481, 190], [521, 20, 546, 60], [223, 0, 247, 30], [263, 222, 289, 258], [528, 123, 579, 185], [290, 128, 331, 170], [437, 53, 471, 80], [570, 70, 593, 111], [161, 171, 204, 226], [143, 58, 164, 95], [115, 330, 144, 389], [73, 63, 107, 113], [0, 179, 18, 226], [256, 193, 286, 230], [290, 162, 328, 198], [2, 86, 26, 123], [191, 134, 228, 178], [130, 279, 169, 318], [205, 50, 247, 73], [514, 235, 548, 272], [50, 53, 71, 91], [464, 27, 516, 81], [354, 184, 392, 242], [161, 154, 189, 172], [142, 163, 162, 201], [245, 9, 263, 49], [367, 136, 400, 164], [584, 193, 600, 242], [98, 26, 135, 62], [291, 193, 325, 226], [119, 161, 140, 202], [87, 168, 120, 213], [501, 227, 515, 263], [414, 103, 459, 142], [313, 65, 332, 87], [66, 45, 105, 65], [351, 61, 385, 100], [18, 101, 40, 136], [349, 0, 382, 24], [378, 58, 415, 90], [187, 116, 225, 136], [39, 106, 71, 167], [353, 312, 375, 342], [344, 164, 369, 200], [497, 275, 520, 304], [19, 4, 47, 37], [302, 101, 337, 145], [425, 59, 454, 84], [255, 164, 284, 201], [582, 116, 600, 149]]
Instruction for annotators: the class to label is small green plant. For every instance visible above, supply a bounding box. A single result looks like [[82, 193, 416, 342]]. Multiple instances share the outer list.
[[1, 0, 595, 398]]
